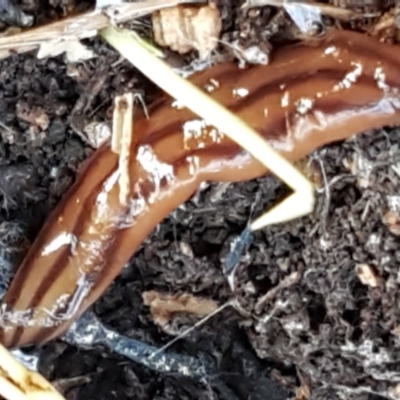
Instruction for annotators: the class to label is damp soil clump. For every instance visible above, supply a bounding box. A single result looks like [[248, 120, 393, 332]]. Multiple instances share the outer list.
[[1, 1, 400, 400]]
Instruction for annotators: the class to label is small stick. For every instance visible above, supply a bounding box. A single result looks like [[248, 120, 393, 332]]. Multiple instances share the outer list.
[[100, 27, 315, 231]]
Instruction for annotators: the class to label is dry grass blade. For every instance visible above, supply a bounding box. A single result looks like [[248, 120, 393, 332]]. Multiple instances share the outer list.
[[100, 27, 315, 231], [112, 93, 135, 205], [0, 343, 65, 400], [0, 0, 202, 60]]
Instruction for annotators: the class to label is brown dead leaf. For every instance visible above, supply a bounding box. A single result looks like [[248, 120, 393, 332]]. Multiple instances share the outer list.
[[152, 3, 221, 60], [142, 291, 218, 327]]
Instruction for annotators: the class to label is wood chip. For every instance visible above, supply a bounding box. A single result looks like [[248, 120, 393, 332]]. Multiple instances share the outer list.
[[152, 3, 221, 59], [142, 291, 218, 327]]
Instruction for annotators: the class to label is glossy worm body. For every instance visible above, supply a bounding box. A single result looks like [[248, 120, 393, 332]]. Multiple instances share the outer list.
[[2, 29, 400, 348]]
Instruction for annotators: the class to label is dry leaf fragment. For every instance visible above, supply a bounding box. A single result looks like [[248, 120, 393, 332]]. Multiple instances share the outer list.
[[152, 4, 221, 60], [142, 291, 218, 327]]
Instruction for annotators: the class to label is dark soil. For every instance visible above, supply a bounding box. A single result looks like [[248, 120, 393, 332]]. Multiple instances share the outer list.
[[1, 1, 400, 400]]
